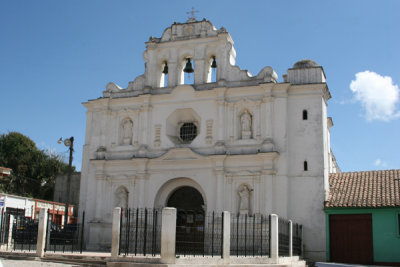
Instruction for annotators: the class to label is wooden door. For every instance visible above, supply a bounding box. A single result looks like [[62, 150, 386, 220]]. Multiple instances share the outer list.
[[329, 214, 373, 264]]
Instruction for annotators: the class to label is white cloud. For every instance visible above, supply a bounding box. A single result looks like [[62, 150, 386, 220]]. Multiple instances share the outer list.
[[350, 71, 400, 121], [374, 158, 388, 168]]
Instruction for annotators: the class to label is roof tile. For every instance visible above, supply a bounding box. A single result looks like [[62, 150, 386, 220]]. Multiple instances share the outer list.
[[326, 170, 400, 208]]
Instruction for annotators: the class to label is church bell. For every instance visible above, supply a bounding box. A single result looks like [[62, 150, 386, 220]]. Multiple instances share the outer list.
[[183, 58, 194, 73], [162, 62, 168, 74], [211, 56, 217, 69]]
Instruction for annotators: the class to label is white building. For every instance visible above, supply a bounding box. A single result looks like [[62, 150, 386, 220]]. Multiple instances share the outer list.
[[79, 18, 338, 261], [0, 193, 74, 225]]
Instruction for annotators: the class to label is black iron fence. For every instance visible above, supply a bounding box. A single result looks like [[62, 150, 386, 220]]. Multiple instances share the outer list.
[[0, 208, 38, 252], [1, 206, 303, 259], [278, 217, 290, 256], [230, 213, 270, 257], [12, 214, 38, 252], [175, 211, 223, 257], [45, 211, 85, 253], [292, 222, 302, 256], [119, 208, 161, 256], [0, 210, 11, 245]]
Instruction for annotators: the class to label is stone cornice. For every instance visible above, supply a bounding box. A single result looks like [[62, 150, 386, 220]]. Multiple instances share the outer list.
[[90, 148, 279, 175], [287, 83, 331, 103]]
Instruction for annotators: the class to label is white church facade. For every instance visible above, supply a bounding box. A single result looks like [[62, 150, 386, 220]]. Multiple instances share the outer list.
[[79, 18, 338, 261]]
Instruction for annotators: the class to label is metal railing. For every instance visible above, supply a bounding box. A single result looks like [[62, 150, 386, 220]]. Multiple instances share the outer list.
[[230, 213, 270, 257], [0, 211, 10, 245], [12, 215, 38, 252], [175, 211, 223, 257], [45, 211, 85, 253], [278, 217, 290, 256], [119, 208, 161, 256], [292, 222, 302, 256]]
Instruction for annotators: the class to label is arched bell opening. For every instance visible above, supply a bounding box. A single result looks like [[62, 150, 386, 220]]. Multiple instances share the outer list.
[[180, 57, 194, 85], [206, 56, 217, 83], [159, 61, 168, 88]]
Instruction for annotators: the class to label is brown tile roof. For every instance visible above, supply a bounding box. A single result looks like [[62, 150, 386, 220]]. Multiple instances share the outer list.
[[326, 170, 400, 208]]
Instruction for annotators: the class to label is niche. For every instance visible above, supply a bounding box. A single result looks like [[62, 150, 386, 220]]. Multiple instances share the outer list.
[[114, 186, 129, 209], [120, 118, 133, 145]]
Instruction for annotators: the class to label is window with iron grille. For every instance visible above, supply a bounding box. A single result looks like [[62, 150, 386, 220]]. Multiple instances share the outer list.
[[180, 122, 197, 142]]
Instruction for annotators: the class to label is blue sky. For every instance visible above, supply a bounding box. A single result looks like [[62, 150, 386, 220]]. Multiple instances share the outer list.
[[1, 0, 399, 172]]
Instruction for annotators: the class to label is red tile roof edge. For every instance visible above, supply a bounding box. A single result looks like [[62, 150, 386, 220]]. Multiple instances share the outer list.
[[326, 169, 400, 208]]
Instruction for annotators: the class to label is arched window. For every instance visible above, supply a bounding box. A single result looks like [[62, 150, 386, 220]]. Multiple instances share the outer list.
[[302, 110, 308, 120], [304, 161, 308, 171]]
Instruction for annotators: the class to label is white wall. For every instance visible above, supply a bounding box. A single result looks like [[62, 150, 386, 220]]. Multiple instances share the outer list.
[[79, 20, 331, 261]]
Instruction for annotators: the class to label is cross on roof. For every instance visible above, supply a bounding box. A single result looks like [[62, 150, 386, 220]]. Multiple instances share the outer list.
[[186, 7, 199, 22]]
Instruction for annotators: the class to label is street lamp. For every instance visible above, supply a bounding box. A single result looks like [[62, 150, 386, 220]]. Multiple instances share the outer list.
[[58, 136, 74, 226]]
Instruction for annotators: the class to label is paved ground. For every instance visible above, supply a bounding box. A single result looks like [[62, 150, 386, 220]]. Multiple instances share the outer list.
[[0, 258, 79, 267]]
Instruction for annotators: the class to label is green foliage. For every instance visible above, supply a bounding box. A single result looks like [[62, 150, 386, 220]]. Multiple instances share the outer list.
[[0, 132, 73, 200]]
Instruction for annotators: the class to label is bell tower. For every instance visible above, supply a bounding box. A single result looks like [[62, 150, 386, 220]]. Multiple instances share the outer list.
[[142, 18, 234, 88], [105, 19, 278, 96]]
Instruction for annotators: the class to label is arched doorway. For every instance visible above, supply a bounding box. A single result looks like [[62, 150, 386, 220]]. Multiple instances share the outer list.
[[167, 186, 205, 255]]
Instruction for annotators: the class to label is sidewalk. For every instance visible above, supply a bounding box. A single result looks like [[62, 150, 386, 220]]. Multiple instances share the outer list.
[[0, 251, 110, 266], [0, 258, 78, 267]]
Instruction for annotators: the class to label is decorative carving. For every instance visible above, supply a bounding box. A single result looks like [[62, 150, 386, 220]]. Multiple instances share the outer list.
[[154, 124, 161, 147], [106, 82, 122, 92], [256, 66, 278, 83], [127, 75, 145, 91], [95, 146, 106, 160], [238, 184, 251, 215], [205, 120, 213, 144], [218, 27, 227, 34], [121, 119, 133, 145], [240, 110, 252, 140], [115, 186, 129, 209]]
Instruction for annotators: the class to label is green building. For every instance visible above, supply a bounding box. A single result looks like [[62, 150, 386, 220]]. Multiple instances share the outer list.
[[325, 169, 400, 266]]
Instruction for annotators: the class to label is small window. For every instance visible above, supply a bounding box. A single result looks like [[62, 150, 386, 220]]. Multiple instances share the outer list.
[[304, 161, 308, 171], [180, 122, 197, 142], [303, 110, 308, 120]]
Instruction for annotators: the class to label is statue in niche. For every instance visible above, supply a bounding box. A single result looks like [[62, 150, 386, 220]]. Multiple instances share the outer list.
[[240, 110, 252, 139], [115, 187, 128, 210], [122, 119, 133, 145], [238, 184, 251, 215]]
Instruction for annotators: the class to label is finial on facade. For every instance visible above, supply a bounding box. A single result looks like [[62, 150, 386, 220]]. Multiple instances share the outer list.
[[186, 7, 199, 22]]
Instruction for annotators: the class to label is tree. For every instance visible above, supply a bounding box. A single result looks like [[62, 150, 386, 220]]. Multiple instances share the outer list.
[[0, 132, 73, 200]]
